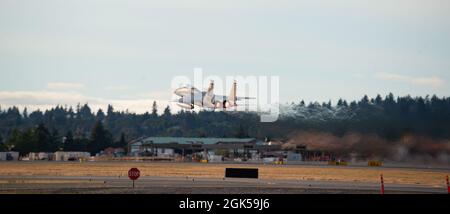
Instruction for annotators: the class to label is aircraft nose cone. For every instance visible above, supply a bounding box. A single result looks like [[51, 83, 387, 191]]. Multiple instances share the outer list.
[[174, 87, 192, 96], [174, 88, 183, 96]]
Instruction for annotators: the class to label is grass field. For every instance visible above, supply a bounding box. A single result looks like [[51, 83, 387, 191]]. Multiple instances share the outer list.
[[0, 161, 448, 187]]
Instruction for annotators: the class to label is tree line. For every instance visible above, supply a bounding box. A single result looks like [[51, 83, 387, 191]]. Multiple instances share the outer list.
[[1, 94, 450, 155], [2, 120, 127, 156]]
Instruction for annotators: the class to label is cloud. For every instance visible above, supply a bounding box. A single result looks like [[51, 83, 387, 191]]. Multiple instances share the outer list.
[[104, 85, 129, 92], [410, 77, 444, 87], [0, 91, 89, 105], [46, 82, 85, 91], [137, 89, 173, 100], [375, 72, 444, 88], [0, 90, 177, 114]]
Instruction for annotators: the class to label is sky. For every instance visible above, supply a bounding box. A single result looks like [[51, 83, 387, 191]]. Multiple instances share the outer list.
[[1, 0, 449, 113]]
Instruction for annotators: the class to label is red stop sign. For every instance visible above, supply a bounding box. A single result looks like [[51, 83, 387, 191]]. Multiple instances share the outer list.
[[128, 168, 140, 180]]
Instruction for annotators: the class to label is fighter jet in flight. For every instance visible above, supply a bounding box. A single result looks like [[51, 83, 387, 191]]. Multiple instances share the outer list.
[[173, 80, 254, 110]]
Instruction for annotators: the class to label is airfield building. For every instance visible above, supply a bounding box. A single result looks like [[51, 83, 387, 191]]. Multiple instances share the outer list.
[[29, 152, 54, 161], [0, 151, 19, 161], [54, 151, 91, 161], [128, 137, 281, 161]]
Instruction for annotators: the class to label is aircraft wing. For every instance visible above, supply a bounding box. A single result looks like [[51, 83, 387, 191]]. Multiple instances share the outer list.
[[214, 95, 256, 101]]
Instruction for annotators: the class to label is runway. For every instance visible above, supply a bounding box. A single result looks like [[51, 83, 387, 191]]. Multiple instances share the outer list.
[[0, 175, 446, 194]]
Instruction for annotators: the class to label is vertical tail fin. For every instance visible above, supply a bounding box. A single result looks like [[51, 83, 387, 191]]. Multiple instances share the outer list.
[[207, 80, 214, 94], [229, 80, 237, 106], [203, 80, 215, 108]]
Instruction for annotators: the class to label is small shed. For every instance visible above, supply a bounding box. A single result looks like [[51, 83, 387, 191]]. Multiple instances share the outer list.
[[29, 152, 54, 160], [54, 151, 90, 161], [0, 151, 19, 161]]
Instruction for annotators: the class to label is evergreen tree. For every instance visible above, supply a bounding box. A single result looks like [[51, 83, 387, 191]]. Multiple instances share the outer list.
[[96, 109, 105, 121], [359, 95, 370, 106], [79, 104, 93, 119], [337, 99, 344, 107], [63, 130, 75, 151], [23, 107, 28, 119], [50, 128, 60, 151], [151, 101, 158, 117], [375, 94, 383, 105], [118, 132, 127, 147], [106, 105, 115, 121], [0, 134, 5, 152], [88, 121, 113, 155], [9, 128, 36, 155], [342, 100, 348, 107], [8, 129, 22, 152], [235, 124, 249, 138], [349, 101, 358, 109], [163, 105, 171, 117], [76, 103, 81, 119], [35, 123, 52, 152], [29, 109, 44, 125], [107, 105, 114, 115], [68, 106, 75, 119]]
